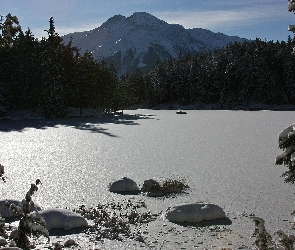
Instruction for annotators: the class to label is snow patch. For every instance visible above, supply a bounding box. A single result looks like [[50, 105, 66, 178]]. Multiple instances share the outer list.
[[137, 57, 147, 68]]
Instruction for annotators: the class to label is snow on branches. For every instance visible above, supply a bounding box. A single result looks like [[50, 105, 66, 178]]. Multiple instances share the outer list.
[[276, 124, 295, 183], [288, 0, 295, 12], [0, 164, 6, 182]]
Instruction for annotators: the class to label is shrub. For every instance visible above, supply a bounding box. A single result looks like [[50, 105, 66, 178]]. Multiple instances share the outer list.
[[76, 199, 158, 242], [160, 177, 189, 195], [8, 179, 49, 250], [0, 164, 6, 183]]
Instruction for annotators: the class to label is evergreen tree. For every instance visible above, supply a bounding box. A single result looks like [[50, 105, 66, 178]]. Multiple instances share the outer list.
[[0, 13, 21, 48], [39, 17, 67, 118]]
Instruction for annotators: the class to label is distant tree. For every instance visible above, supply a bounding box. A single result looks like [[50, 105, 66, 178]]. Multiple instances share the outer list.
[[39, 17, 68, 117], [0, 13, 21, 48], [9, 29, 42, 109], [275, 1, 295, 184], [70, 51, 98, 115]]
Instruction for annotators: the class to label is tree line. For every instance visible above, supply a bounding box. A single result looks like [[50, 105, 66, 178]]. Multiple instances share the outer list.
[[0, 15, 120, 117], [146, 37, 295, 109], [1, 14, 295, 118]]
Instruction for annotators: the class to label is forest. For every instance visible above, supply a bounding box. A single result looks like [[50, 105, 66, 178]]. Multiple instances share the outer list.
[[1, 13, 295, 118]]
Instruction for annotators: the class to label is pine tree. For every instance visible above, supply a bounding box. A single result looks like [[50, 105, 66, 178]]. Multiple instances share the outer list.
[[39, 17, 67, 118], [0, 13, 21, 48]]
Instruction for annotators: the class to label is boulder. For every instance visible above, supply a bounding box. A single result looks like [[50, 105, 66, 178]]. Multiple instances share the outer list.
[[109, 177, 140, 193], [141, 179, 161, 192], [165, 203, 226, 223], [141, 179, 164, 196], [38, 208, 88, 230], [0, 199, 41, 217]]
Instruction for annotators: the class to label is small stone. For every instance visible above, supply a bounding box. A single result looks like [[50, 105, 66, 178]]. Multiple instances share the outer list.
[[0, 237, 7, 246], [64, 239, 77, 247]]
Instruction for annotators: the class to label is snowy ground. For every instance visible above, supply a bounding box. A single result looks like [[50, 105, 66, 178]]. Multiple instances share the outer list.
[[1, 106, 295, 249], [1, 207, 265, 249]]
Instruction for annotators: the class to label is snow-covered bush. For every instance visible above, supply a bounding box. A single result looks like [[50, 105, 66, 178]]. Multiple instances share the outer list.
[[252, 217, 273, 249], [160, 177, 189, 195], [289, 0, 295, 12], [8, 179, 49, 250], [0, 213, 4, 238], [142, 177, 189, 197], [0, 164, 6, 237], [275, 124, 295, 183], [0, 163, 6, 182], [251, 216, 295, 250], [76, 199, 157, 242]]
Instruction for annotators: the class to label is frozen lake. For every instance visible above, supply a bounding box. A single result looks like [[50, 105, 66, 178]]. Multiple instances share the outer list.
[[1, 109, 295, 248]]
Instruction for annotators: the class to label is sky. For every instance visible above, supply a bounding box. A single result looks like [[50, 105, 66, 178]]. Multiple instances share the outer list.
[[1, 0, 295, 42]]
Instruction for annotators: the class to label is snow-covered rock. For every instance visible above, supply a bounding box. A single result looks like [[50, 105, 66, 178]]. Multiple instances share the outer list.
[[64, 239, 77, 247], [141, 179, 164, 196], [109, 177, 140, 193], [38, 208, 88, 231], [0, 248, 22, 250], [0, 199, 41, 217], [141, 179, 160, 192], [165, 203, 226, 223], [0, 236, 8, 246]]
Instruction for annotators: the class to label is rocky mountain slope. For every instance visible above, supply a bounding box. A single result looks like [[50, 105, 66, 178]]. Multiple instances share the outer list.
[[62, 12, 247, 75]]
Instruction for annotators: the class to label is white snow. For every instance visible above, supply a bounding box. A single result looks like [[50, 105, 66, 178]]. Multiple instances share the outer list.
[[165, 203, 226, 223], [137, 57, 147, 68], [38, 208, 88, 231]]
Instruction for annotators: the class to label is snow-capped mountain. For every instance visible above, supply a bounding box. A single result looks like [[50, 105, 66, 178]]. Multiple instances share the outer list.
[[62, 12, 247, 75]]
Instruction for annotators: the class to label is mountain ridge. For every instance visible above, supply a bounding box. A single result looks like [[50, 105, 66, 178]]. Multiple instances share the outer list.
[[62, 12, 247, 75]]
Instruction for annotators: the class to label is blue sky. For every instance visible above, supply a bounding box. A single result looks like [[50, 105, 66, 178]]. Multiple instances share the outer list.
[[1, 0, 294, 41]]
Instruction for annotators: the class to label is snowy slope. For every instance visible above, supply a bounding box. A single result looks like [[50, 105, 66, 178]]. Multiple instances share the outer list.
[[62, 12, 247, 75]]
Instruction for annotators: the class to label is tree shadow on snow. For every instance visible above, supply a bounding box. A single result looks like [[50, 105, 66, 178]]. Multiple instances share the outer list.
[[0, 113, 156, 137], [48, 226, 89, 237]]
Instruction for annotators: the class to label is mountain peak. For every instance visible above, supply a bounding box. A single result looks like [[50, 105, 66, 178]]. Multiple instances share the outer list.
[[102, 14, 126, 27], [62, 12, 247, 75], [128, 12, 167, 26]]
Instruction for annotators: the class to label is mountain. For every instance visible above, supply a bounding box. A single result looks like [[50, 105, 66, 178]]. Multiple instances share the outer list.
[[62, 12, 247, 75]]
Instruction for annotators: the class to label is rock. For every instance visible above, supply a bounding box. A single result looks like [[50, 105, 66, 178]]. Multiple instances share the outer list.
[[109, 177, 140, 193], [9, 230, 19, 240], [165, 203, 226, 223], [141, 179, 164, 197], [141, 179, 161, 192], [1, 248, 22, 250], [38, 208, 88, 230], [0, 199, 42, 217], [0, 236, 7, 246], [64, 239, 77, 247]]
